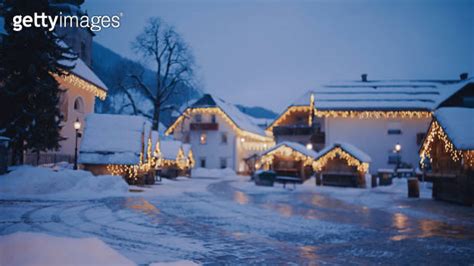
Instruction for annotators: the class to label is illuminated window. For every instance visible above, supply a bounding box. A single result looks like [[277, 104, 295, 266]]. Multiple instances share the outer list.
[[221, 133, 227, 144], [200, 133, 207, 145], [73, 97, 84, 113]]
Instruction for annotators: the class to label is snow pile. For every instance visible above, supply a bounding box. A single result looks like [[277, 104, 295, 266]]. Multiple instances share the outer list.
[[0, 166, 128, 200], [39, 161, 73, 171], [0, 232, 134, 266], [191, 168, 237, 178]]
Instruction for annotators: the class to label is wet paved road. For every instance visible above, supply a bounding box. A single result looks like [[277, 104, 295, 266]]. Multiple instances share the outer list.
[[1, 178, 474, 265]]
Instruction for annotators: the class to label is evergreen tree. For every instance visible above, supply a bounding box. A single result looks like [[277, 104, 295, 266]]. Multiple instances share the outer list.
[[0, 0, 76, 164]]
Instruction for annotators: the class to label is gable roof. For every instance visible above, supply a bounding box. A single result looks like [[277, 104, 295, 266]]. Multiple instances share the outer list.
[[434, 107, 474, 150], [292, 79, 473, 111], [60, 58, 109, 95], [79, 114, 151, 165], [316, 142, 371, 163], [167, 94, 269, 139], [262, 141, 318, 159]]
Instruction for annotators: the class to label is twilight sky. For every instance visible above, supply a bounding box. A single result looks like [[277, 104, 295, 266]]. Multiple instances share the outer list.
[[84, 0, 474, 113]]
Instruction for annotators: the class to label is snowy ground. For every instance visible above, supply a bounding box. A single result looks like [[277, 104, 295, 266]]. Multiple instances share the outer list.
[[1, 167, 474, 265]]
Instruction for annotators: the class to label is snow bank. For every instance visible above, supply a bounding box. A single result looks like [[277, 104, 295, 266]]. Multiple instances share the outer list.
[[191, 168, 236, 178], [0, 232, 134, 266], [0, 166, 128, 200]]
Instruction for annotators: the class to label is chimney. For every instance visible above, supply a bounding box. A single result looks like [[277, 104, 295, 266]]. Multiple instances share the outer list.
[[460, 73, 468, 80], [361, 74, 368, 82]]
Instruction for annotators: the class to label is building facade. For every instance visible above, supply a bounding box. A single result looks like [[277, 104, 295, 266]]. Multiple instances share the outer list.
[[269, 75, 472, 174], [166, 94, 274, 174], [0, 1, 108, 163]]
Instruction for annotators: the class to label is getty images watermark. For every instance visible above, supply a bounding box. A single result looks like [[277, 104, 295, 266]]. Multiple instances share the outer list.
[[11, 12, 122, 32]]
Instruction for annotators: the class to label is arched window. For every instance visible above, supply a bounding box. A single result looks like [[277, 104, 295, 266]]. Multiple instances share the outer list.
[[73, 97, 84, 113]]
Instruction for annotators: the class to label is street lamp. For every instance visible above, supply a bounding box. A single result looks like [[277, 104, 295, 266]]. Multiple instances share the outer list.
[[306, 143, 313, 150], [73, 118, 82, 170], [394, 143, 401, 172]]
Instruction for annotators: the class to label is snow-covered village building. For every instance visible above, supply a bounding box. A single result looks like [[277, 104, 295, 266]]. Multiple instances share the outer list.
[[420, 107, 474, 205], [313, 142, 371, 187], [79, 114, 194, 182], [268, 75, 473, 174], [0, 1, 108, 164], [79, 114, 151, 176], [166, 94, 274, 174], [258, 141, 317, 180]]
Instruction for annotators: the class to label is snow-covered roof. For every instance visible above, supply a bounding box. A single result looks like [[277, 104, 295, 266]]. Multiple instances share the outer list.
[[434, 107, 474, 150], [316, 142, 371, 163], [292, 79, 473, 111], [146, 131, 191, 160], [160, 140, 184, 160], [59, 57, 108, 93], [170, 94, 268, 137], [79, 114, 151, 165], [262, 141, 318, 159]]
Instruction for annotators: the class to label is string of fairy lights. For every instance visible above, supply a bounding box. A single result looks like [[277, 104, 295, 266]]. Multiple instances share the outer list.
[[257, 144, 369, 174], [420, 120, 474, 168], [106, 136, 195, 180], [165, 107, 275, 147], [312, 147, 369, 174], [258, 145, 314, 170], [60, 74, 107, 100]]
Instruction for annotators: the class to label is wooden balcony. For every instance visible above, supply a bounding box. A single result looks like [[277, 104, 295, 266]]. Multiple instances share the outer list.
[[273, 126, 325, 144], [273, 126, 313, 136], [190, 122, 219, 131]]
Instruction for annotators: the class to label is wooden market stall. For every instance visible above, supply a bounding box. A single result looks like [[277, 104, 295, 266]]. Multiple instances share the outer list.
[[257, 141, 317, 181], [419, 107, 474, 205], [313, 142, 371, 187]]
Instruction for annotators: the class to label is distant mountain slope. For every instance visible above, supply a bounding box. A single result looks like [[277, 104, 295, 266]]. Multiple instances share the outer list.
[[91, 42, 202, 126], [236, 104, 278, 119]]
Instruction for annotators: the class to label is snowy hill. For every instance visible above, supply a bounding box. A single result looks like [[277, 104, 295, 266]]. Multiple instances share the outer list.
[[91, 42, 202, 126], [236, 104, 278, 119]]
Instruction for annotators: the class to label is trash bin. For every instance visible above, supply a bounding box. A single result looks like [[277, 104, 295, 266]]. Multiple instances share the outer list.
[[254, 170, 276, 187], [408, 178, 420, 198]]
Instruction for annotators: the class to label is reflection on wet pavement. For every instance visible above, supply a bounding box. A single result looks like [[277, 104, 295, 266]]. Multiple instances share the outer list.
[[1, 179, 474, 265]]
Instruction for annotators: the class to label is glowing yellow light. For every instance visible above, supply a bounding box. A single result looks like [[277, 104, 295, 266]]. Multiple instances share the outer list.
[[257, 145, 314, 170], [166, 107, 274, 150], [419, 120, 471, 168], [58, 73, 107, 100], [313, 147, 369, 174]]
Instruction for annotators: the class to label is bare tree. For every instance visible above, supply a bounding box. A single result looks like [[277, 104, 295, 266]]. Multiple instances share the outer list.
[[131, 17, 194, 131]]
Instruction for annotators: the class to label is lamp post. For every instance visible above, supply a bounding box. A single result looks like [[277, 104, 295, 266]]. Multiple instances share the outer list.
[[73, 118, 82, 170], [394, 142, 401, 173]]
